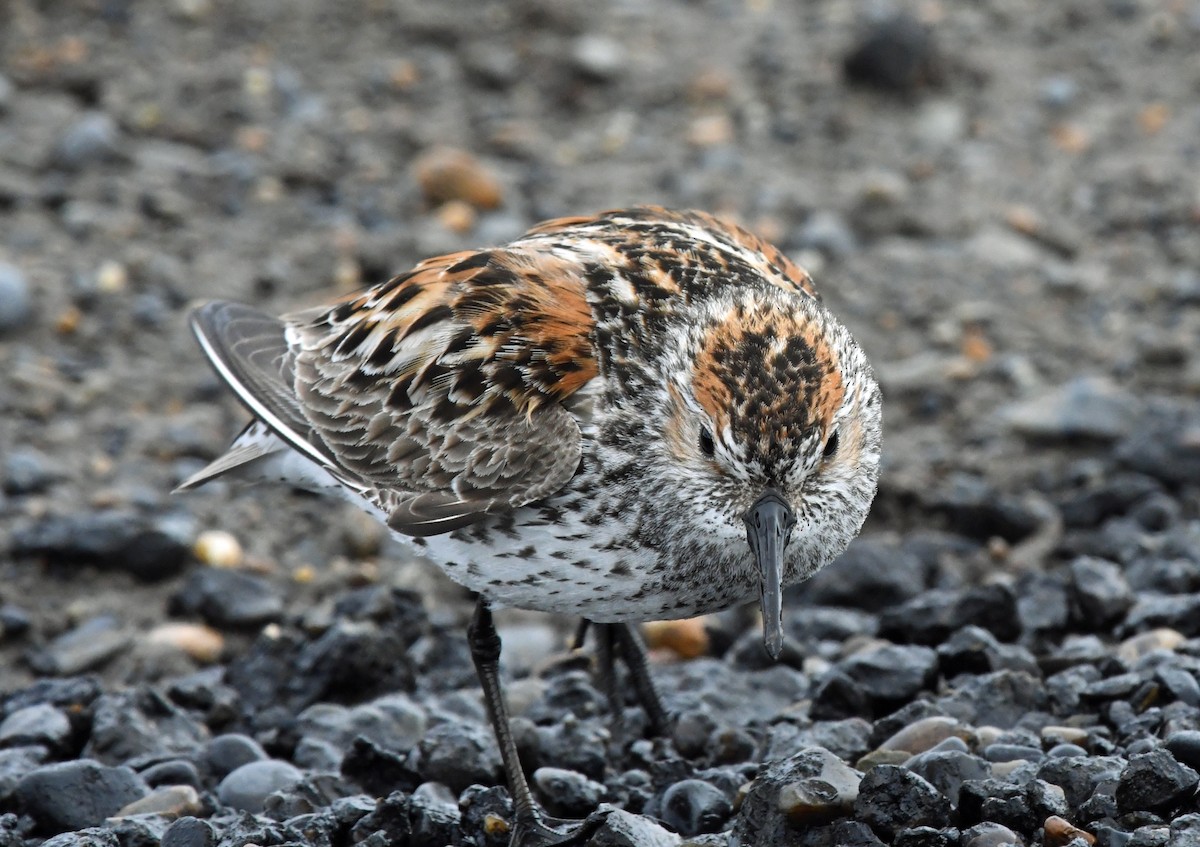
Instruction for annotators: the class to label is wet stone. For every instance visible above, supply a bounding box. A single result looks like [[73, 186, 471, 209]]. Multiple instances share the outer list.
[[905, 749, 991, 806], [27, 616, 131, 676], [735, 747, 862, 841], [12, 512, 190, 583], [1070, 557, 1135, 628], [415, 720, 501, 794], [201, 733, 267, 778], [843, 13, 942, 93], [833, 644, 939, 707], [40, 829, 120, 847], [83, 689, 208, 766], [938, 626, 1038, 678], [1115, 748, 1199, 815], [958, 777, 1069, 834], [854, 765, 951, 840], [171, 568, 284, 629], [139, 759, 202, 788], [961, 821, 1025, 846], [796, 539, 927, 612], [1165, 731, 1200, 771], [936, 670, 1046, 728], [879, 715, 969, 754], [658, 778, 732, 837], [53, 112, 121, 170], [587, 809, 680, 847], [895, 826, 960, 847], [1002, 377, 1138, 442], [880, 584, 1020, 645], [216, 759, 304, 813], [0, 704, 72, 754], [1157, 665, 1200, 706], [3, 447, 57, 495], [532, 767, 604, 818], [15, 759, 148, 833]]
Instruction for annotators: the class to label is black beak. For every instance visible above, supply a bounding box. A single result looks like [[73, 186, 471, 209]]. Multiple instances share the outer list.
[[742, 489, 797, 661]]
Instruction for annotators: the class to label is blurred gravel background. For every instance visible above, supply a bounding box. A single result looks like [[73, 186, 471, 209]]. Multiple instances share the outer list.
[[2, 1, 1200, 845]]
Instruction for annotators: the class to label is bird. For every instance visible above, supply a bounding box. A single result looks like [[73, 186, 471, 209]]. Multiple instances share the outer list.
[[177, 206, 883, 845]]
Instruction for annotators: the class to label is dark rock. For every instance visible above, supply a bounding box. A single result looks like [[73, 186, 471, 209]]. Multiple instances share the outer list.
[[854, 765, 951, 840], [409, 783, 462, 846], [787, 607, 880, 646], [340, 736, 422, 797], [83, 689, 208, 766], [15, 759, 147, 834], [0, 605, 32, 639], [793, 539, 928, 613], [960, 821, 1024, 846], [957, 777, 1068, 834], [529, 717, 609, 780], [1120, 594, 1200, 638], [937, 671, 1046, 728], [201, 733, 267, 778], [1016, 573, 1072, 634], [659, 779, 731, 837], [1157, 666, 1200, 707], [159, 815, 216, 847], [0, 705, 72, 754], [1116, 401, 1200, 486], [40, 829, 120, 847], [1003, 377, 1138, 442], [735, 747, 861, 842], [26, 616, 131, 677], [532, 767, 605, 818], [1166, 731, 1200, 771], [1070, 557, 1135, 628], [843, 13, 942, 93], [1059, 473, 1161, 529], [766, 718, 871, 763], [171, 568, 283, 629], [349, 790, 412, 846], [895, 826, 959, 847], [13, 512, 190, 582], [938, 626, 1038, 678], [983, 744, 1044, 764], [1171, 814, 1200, 847], [905, 749, 990, 806], [216, 759, 304, 813], [415, 720, 501, 794], [1037, 755, 1126, 809], [671, 710, 719, 759], [881, 584, 1020, 645], [835, 644, 939, 707], [139, 759, 202, 789], [587, 809, 679, 847], [923, 474, 1047, 544], [457, 784, 513, 846], [1115, 748, 1199, 814], [0, 746, 48, 803]]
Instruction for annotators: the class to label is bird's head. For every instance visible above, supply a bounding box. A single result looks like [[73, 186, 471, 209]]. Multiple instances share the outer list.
[[659, 286, 882, 659]]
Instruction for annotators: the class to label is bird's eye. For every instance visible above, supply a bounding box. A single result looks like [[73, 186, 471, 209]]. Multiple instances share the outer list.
[[699, 426, 716, 458], [823, 429, 840, 459]]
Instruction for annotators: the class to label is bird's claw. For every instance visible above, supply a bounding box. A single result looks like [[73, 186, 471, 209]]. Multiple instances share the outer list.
[[509, 809, 609, 847]]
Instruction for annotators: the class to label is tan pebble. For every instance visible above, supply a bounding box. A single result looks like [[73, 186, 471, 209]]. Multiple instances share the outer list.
[[688, 68, 733, 102], [112, 784, 202, 818], [1004, 204, 1040, 236], [55, 306, 83, 335], [243, 66, 273, 98], [254, 176, 283, 203], [435, 200, 477, 234], [975, 726, 1003, 747], [96, 260, 128, 293], [961, 324, 993, 363], [642, 618, 709, 659], [856, 749, 911, 771], [1044, 815, 1095, 846], [1118, 628, 1185, 663], [293, 564, 316, 584], [236, 126, 270, 153], [879, 716, 971, 754], [390, 59, 420, 90], [483, 814, 510, 836], [686, 113, 735, 148], [1138, 102, 1169, 136], [147, 623, 225, 663], [334, 256, 361, 290], [1041, 725, 1089, 746], [413, 147, 503, 210], [990, 760, 1026, 778], [194, 530, 244, 568], [1050, 123, 1090, 153]]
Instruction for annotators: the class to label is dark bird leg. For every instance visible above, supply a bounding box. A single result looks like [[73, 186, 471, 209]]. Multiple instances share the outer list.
[[468, 597, 599, 847], [588, 622, 670, 736]]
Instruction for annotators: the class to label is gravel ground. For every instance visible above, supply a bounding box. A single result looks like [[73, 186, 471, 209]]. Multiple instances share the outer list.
[[3, 1, 1200, 845]]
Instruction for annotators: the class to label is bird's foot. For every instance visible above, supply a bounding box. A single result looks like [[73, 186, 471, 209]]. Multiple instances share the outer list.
[[508, 809, 608, 846]]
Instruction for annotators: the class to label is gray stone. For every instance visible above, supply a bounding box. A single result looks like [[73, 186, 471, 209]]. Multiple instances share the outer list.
[[1070, 556, 1134, 627], [906, 749, 990, 806], [658, 779, 731, 837], [1002, 377, 1137, 442], [415, 720, 501, 794], [0, 704, 72, 753], [1115, 748, 1199, 814], [53, 112, 120, 170], [27, 617, 131, 676], [216, 759, 303, 813], [16, 759, 147, 833], [532, 767, 605, 818], [588, 808, 680, 847], [855, 765, 951, 840], [201, 734, 267, 778], [172, 568, 283, 628]]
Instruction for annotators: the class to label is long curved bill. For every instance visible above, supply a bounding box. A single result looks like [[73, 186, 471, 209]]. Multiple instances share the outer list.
[[742, 489, 797, 660]]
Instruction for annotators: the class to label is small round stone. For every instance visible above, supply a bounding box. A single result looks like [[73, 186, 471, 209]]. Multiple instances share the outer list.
[[216, 759, 303, 813], [202, 733, 268, 777], [659, 779, 732, 837], [0, 262, 33, 334], [15, 759, 148, 832], [532, 767, 605, 818]]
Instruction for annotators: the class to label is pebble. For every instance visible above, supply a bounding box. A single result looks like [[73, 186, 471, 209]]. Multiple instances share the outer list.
[[658, 779, 731, 837], [843, 13, 942, 93], [854, 765, 951, 840], [53, 112, 120, 170], [146, 623, 225, 664], [531, 767, 605, 818], [570, 35, 625, 81], [1115, 748, 1199, 814], [822, 643, 939, 712], [1045, 816, 1096, 846], [170, 568, 283, 629], [906, 750, 991, 806], [216, 759, 303, 813], [192, 530, 243, 568], [1070, 557, 1134, 627], [27, 616, 131, 676], [12, 512, 191, 582], [799, 539, 927, 612], [0, 704, 72, 753], [415, 720, 501, 794], [961, 821, 1025, 846], [3, 447, 55, 494], [588, 808, 680, 847], [201, 733, 267, 778], [16, 760, 147, 833], [111, 784, 202, 819], [1001, 377, 1138, 442], [737, 747, 861, 840], [139, 759, 202, 788], [879, 716, 970, 754], [160, 816, 216, 847], [412, 147, 503, 210]]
